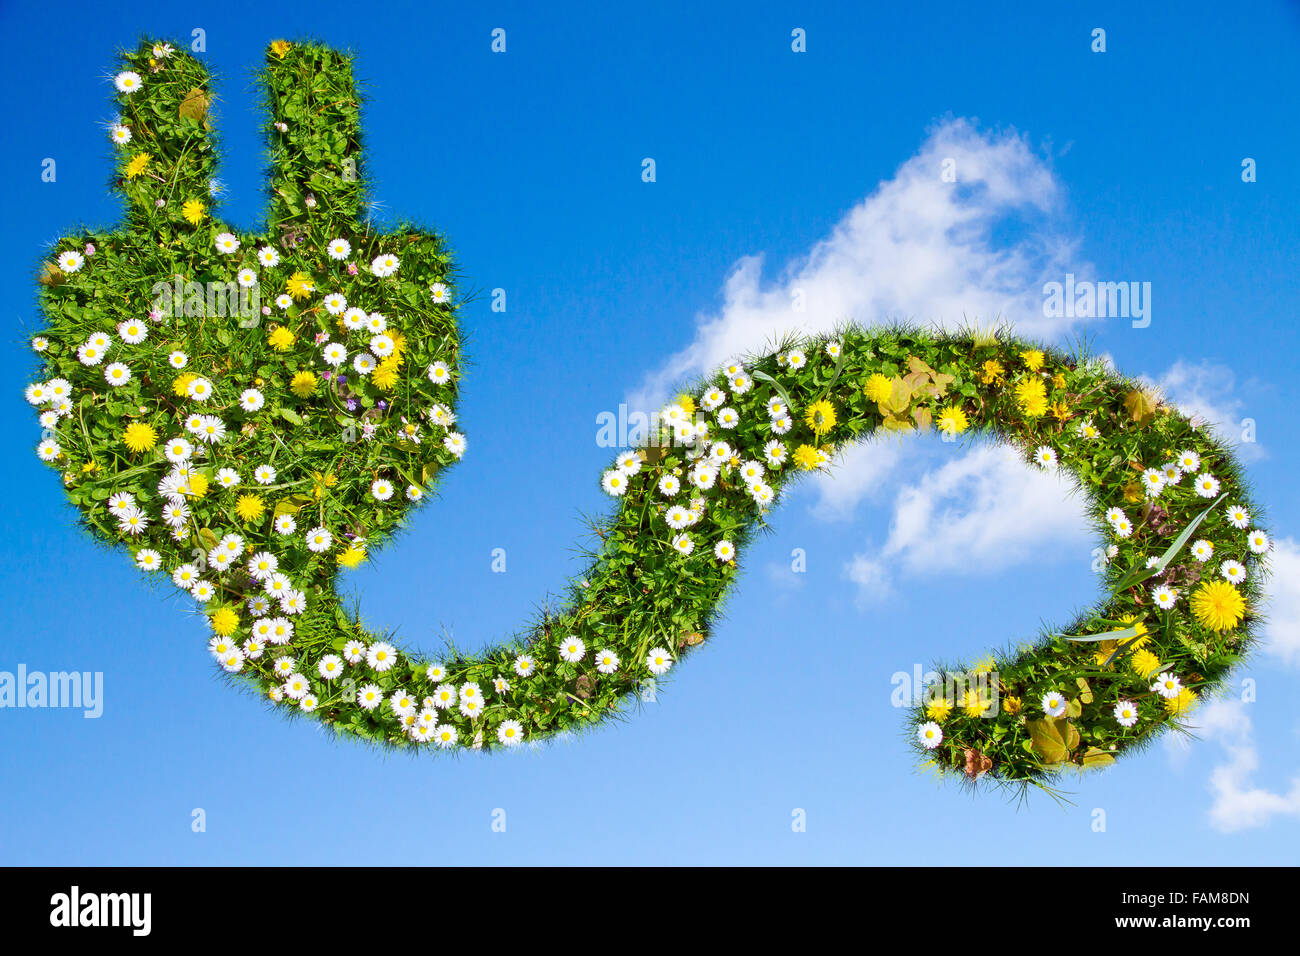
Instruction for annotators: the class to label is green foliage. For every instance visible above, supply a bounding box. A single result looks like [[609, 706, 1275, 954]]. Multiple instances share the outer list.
[[25, 40, 1269, 784]]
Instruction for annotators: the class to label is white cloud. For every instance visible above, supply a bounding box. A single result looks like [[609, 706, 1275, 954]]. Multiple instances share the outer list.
[[1260, 537, 1300, 666], [1193, 699, 1300, 833], [630, 117, 1088, 410], [842, 443, 1093, 600], [1145, 360, 1264, 459]]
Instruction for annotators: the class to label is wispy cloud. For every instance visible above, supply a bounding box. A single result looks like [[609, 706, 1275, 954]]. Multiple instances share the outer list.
[[841, 443, 1093, 601], [1144, 359, 1265, 460], [1260, 536, 1300, 666], [1192, 699, 1300, 833], [630, 117, 1087, 410]]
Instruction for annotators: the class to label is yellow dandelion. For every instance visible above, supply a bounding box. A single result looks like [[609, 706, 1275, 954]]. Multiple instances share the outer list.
[[185, 473, 209, 499], [268, 325, 295, 352], [792, 444, 827, 470], [1049, 400, 1073, 422], [804, 399, 837, 438], [290, 371, 318, 398], [863, 373, 893, 403], [172, 372, 197, 397], [269, 40, 292, 58], [1002, 696, 1022, 716], [1130, 649, 1162, 679], [937, 405, 968, 435], [123, 153, 151, 180], [1021, 349, 1045, 372], [960, 689, 990, 718], [979, 359, 1004, 385], [925, 697, 953, 723], [285, 272, 315, 300], [337, 545, 367, 569], [1015, 376, 1048, 417], [674, 393, 696, 416], [209, 606, 240, 636], [1190, 580, 1246, 633], [1163, 686, 1198, 716], [371, 358, 400, 390], [182, 199, 206, 225], [1052, 371, 1067, 389], [123, 422, 158, 453], [388, 330, 407, 362], [234, 494, 265, 522]]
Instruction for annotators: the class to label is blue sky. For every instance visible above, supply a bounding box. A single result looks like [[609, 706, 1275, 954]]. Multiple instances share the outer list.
[[2, 0, 1299, 864]]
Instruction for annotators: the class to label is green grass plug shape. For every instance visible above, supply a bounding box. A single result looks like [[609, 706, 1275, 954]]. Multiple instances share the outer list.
[[29, 39, 1270, 791]]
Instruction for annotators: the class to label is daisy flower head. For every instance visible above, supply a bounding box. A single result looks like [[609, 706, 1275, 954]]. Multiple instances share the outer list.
[[730, 373, 752, 394], [716, 407, 740, 430], [353, 353, 376, 376], [497, 720, 524, 746], [273, 514, 296, 535], [1040, 691, 1068, 717], [513, 654, 536, 677], [1189, 539, 1214, 563], [117, 319, 148, 344], [701, 387, 727, 412], [785, 349, 807, 370], [646, 647, 673, 675], [370, 479, 394, 501], [1114, 700, 1139, 728], [344, 640, 366, 664], [1175, 450, 1201, 472], [427, 361, 452, 385], [366, 642, 397, 672], [1220, 559, 1246, 585], [168, 351, 188, 369], [1033, 446, 1058, 469], [1225, 505, 1250, 529], [236, 268, 258, 289], [323, 292, 347, 315], [322, 342, 347, 367], [370, 253, 400, 277], [327, 238, 351, 261], [714, 539, 736, 562], [595, 649, 619, 674], [601, 469, 628, 496], [616, 451, 642, 476], [318, 655, 344, 680], [1151, 584, 1179, 610], [1076, 418, 1100, 440], [1140, 468, 1166, 497], [1193, 472, 1220, 498], [443, 432, 467, 458], [1247, 529, 1270, 554], [1151, 673, 1182, 699], [357, 684, 382, 710], [257, 246, 280, 267], [559, 636, 585, 662], [429, 282, 452, 305], [214, 232, 240, 255], [305, 526, 333, 552], [671, 533, 695, 555], [110, 123, 131, 146], [135, 549, 161, 572], [239, 388, 265, 412], [254, 464, 277, 485], [918, 722, 943, 749], [114, 71, 143, 93]]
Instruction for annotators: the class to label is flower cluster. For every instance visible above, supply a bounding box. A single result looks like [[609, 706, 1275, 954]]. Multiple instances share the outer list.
[[28, 40, 1268, 783]]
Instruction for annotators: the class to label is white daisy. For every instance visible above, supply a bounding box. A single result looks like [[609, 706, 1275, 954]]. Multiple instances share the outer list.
[[305, 526, 333, 552], [318, 655, 344, 680], [513, 654, 536, 677], [1189, 539, 1214, 563], [595, 649, 619, 674], [214, 232, 240, 254], [134, 549, 161, 572], [322, 342, 347, 367], [601, 470, 628, 496], [1041, 691, 1068, 717], [1114, 700, 1139, 727], [429, 282, 452, 304], [443, 432, 467, 458], [1225, 505, 1250, 530], [117, 319, 147, 344], [1151, 673, 1182, 699], [370, 479, 394, 501], [273, 514, 296, 535], [497, 720, 524, 746], [239, 388, 265, 412], [357, 684, 383, 709], [114, 71, 143, 93], [1033, 446, 1058, 469], [169, 351, 188, 369], [257, 246, 280, 267], [327, 238, 351, 261], [1151, 585, 1179, 610], [559, 637, 585, 662], [370, 253, 400, 277], [1193, 472, 1220, 498], [1176, 450, 1201, 472], [918, 722, 943, 749], [254, 464, 277, 484], [1247, 529, 1270, 554], [1220, 560, 1246, 585], [714, 539, 736, 562], [366, 642, 397, 672]]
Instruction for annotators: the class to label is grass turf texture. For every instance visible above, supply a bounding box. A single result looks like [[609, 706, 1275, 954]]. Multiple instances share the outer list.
[[26, 39, 1270, 789]]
